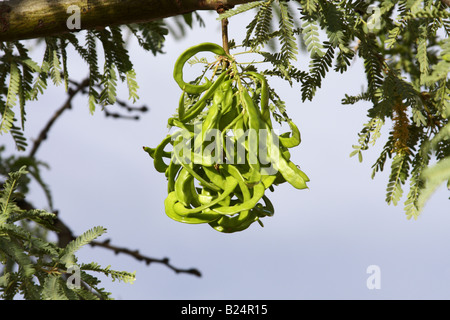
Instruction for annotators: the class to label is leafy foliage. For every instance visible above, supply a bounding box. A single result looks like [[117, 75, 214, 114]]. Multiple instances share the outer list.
[[218, 0, 449, 218], [219, 1, 266, 20], [217, 0, 448, 218], [0, 13, 202, 299], [0, 167, 135, 300], [0, 21, 169, 144]]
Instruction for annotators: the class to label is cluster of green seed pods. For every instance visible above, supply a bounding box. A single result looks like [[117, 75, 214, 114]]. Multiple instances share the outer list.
[[144, 43, 309, 233]]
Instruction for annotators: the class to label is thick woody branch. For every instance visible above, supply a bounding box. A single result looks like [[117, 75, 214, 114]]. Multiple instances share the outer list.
[[0, 0, 259, 42]]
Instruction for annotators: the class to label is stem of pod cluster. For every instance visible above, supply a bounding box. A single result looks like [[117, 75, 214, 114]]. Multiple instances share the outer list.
[[217, 5, 230, 68]]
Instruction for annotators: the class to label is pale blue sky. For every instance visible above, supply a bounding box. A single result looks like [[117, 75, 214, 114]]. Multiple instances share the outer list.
[[5, 10, 450, 300]]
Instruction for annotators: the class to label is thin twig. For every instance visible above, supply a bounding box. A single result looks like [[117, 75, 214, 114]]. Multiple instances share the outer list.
[[221, 17, 230, 56], [14, 197, 201, 277], [23, 77, 200, 278], [28, 78, 90, 158], [89, 239, 202, 277], [217, 5, 230, 70], [18, 72, 201, 279]]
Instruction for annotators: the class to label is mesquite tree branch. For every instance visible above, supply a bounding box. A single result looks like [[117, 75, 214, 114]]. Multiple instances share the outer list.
[[14, 189, 202, 278], [28, 78, 90, 158], [19, 77, 197, 277], [89, 239, 202, 277], [28, 77, 149, 158], [0, 0, 259, 42]]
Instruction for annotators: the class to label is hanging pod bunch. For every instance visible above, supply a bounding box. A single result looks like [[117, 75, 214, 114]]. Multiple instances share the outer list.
[[144, 43, 309, 233]]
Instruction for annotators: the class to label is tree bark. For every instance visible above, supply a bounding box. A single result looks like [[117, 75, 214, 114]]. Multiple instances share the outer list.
[[0, 0, 258, 42]]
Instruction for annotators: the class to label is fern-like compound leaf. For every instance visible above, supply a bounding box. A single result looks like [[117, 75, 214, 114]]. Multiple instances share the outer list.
[[217, 1, 265, 20], [60, 226, 107, 267]]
